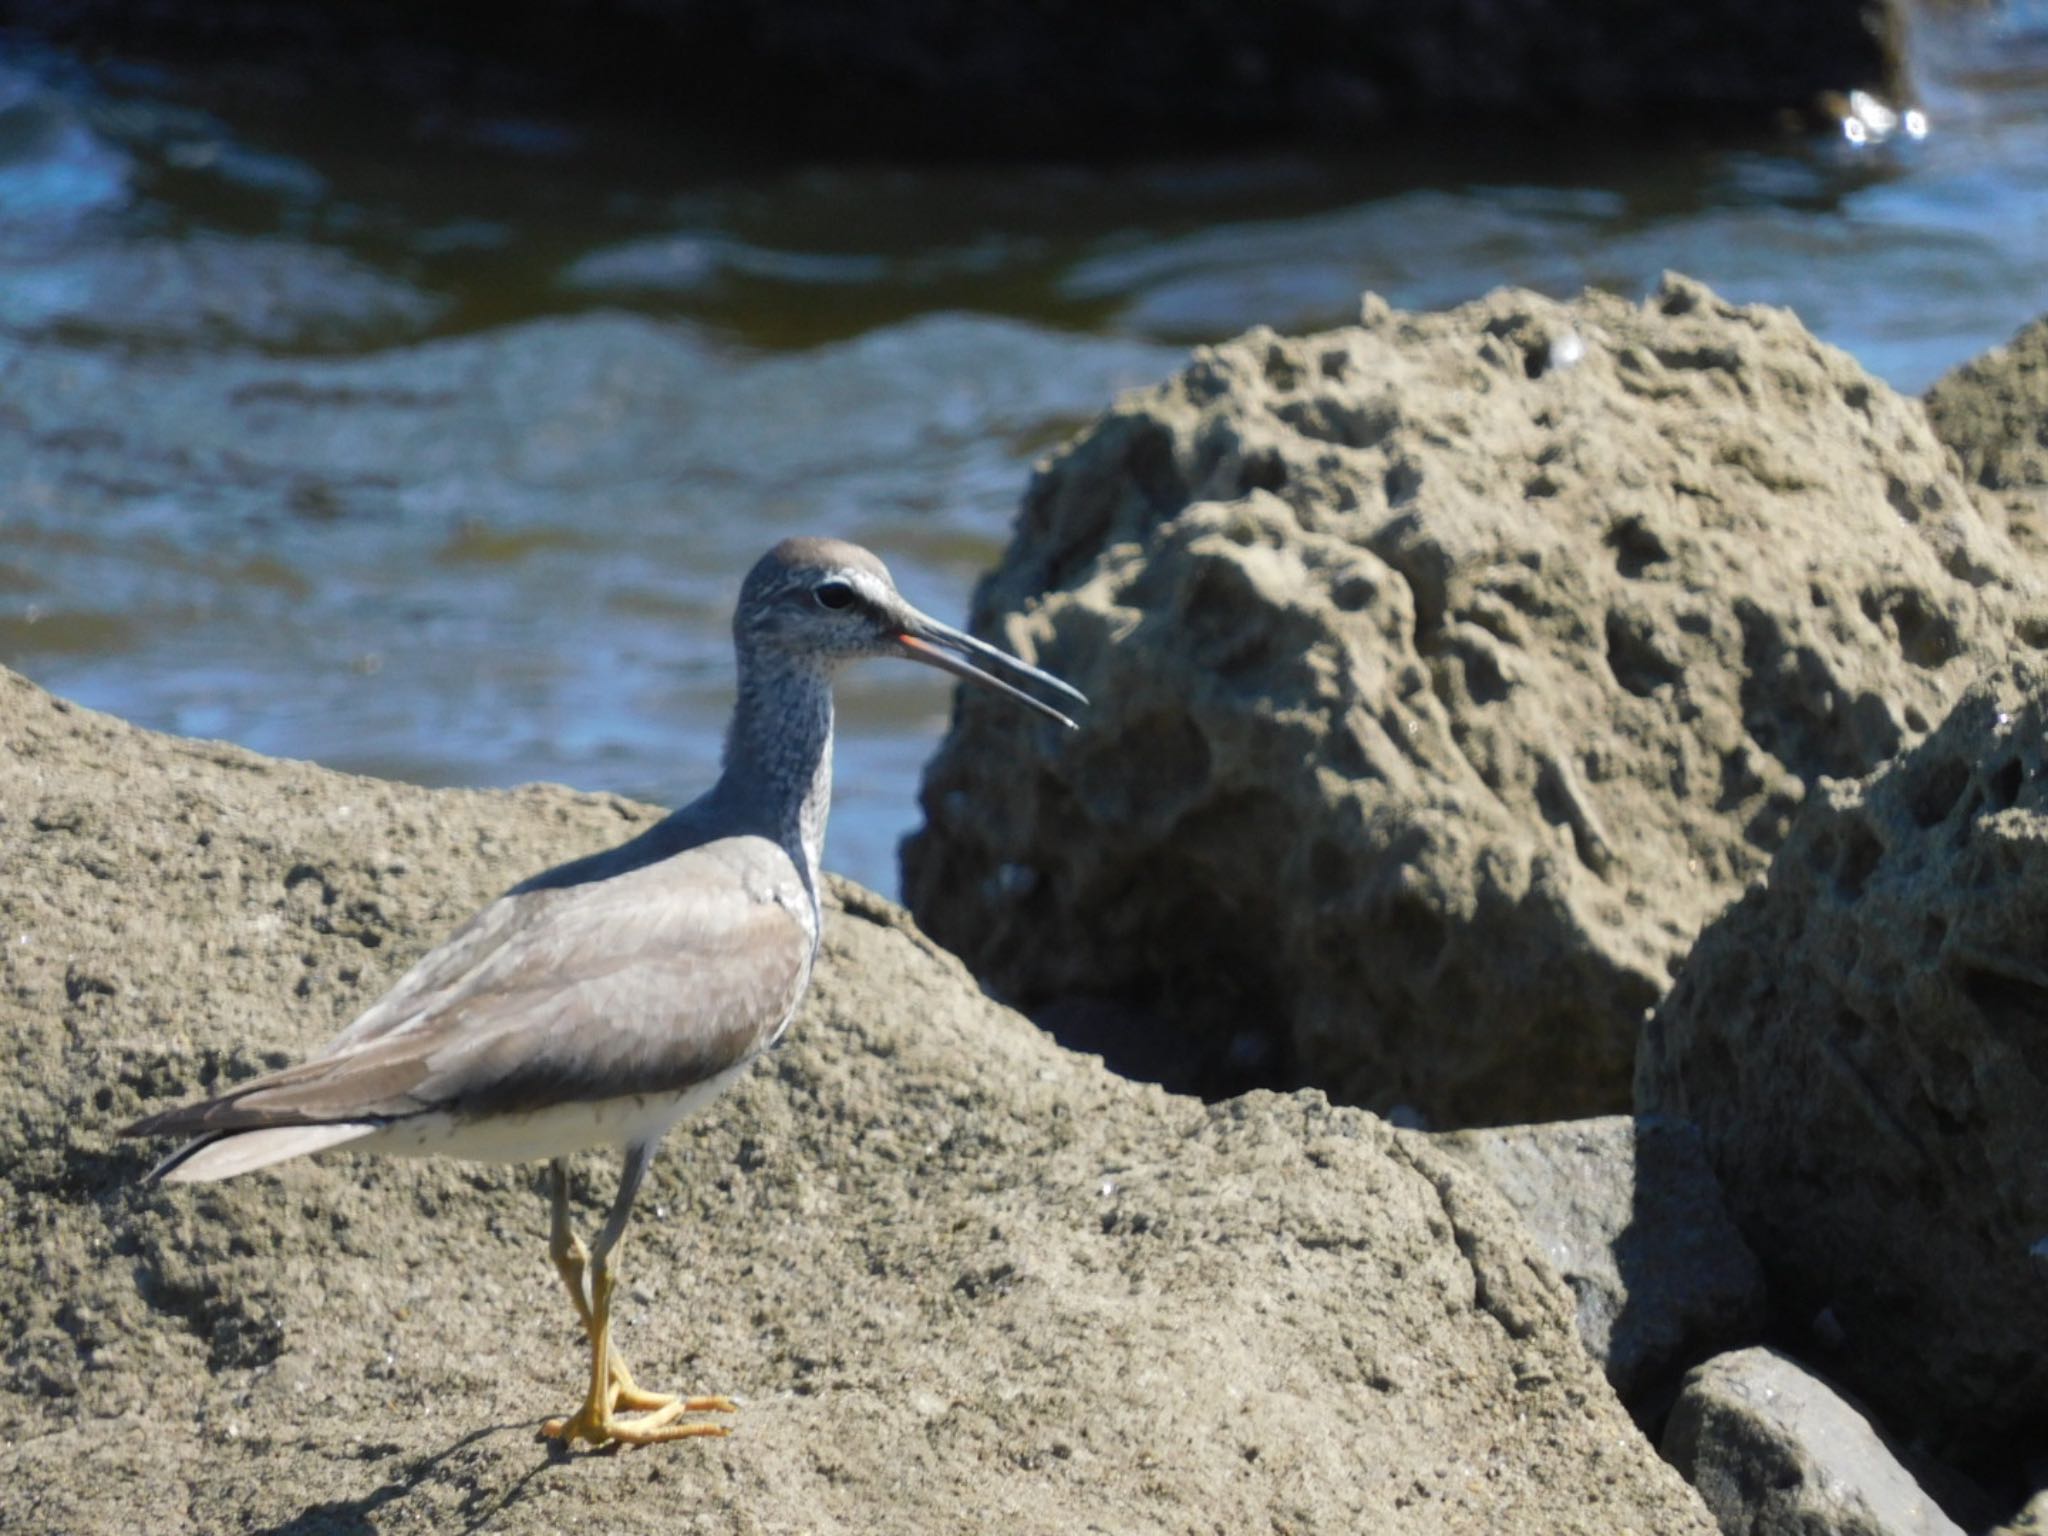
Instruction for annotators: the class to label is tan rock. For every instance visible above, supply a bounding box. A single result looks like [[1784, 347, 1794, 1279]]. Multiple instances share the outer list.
[[905, 275, 2036, 1125], [0, 669, 1711, 1534], [1926, 312, 2048, 557]]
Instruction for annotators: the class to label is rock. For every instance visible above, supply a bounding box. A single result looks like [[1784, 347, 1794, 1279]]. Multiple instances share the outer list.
[[1433, 1116, 1768, 1407], [1926, 313, 2048, 557], [1638, 664, 2048, 1472], [6, 2, 1908, 157], [0, 668, 1715, 1534], [1664, 1348, 1969, 1536], [1990, 1487, 2048, 1535], [905, 275, 2036, 1126]]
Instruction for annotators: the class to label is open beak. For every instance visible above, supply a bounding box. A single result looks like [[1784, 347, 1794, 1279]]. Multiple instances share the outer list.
[[893, 610, 1087, 731]]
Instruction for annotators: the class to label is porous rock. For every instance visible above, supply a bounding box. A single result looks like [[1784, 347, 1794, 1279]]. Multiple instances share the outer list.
[[1433, 1116, 1768, 1407], [1926, 312, 2048, 557], [1663, 1348, 1966, 1536], [905, 275, 2035, 1125], [1638, 664, 2048, 1471], [0, 668, 1714, 1535]]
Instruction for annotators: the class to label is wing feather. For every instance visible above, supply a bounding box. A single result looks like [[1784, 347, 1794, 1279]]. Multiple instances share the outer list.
[[123, 835, 811, 1140]]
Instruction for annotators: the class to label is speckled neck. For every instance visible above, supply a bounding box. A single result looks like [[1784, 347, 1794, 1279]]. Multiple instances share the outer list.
[[716, 644, 836, 921]]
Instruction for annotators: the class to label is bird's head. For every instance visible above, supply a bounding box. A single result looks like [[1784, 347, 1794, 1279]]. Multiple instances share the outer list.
[[735, 537, 1085, 729]]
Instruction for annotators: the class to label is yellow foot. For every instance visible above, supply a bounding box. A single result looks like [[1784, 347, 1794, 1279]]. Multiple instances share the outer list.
[[542, 1242, 738, 1449], [541, 1399, 735, 1448], [604, 1350, 738, 1419], [612, 1381, 740, 1417], [542, 1372, 739, 1449]]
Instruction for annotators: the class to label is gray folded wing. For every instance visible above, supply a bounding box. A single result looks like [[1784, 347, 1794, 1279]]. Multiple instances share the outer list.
[[124, 835, 813, 1137]]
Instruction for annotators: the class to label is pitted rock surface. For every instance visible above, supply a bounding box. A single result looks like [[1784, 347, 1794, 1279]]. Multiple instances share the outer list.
[[1638, 664, 2048, 1472], [905, 275, 2039, 1124], [1926, 312, 2048, 558]]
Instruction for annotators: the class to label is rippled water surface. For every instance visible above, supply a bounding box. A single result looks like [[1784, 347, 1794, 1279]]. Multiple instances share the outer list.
[[3, 9, 2047, 892]]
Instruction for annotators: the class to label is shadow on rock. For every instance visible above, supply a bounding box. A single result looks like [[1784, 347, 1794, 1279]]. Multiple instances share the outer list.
[[252, 1424, 534, 1536]]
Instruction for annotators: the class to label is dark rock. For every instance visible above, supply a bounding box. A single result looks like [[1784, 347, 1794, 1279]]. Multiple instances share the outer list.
[[3, 1, 1910, 157], [1990, 1487, 2048, 1536], [1639, 665, 2048, 1473], [1433, 1116, 1768, 1407], [1664, 1348, 1975, 1536]]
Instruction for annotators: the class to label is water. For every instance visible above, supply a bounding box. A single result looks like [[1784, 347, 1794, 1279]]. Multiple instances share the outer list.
[[3, 7, 2046, 894]]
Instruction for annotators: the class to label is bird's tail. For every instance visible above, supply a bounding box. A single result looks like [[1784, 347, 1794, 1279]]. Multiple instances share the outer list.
[[145, 1124, 378, 1184]]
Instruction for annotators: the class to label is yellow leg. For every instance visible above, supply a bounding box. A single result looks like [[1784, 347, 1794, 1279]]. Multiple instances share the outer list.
[[542, 1164, 736, 1450], [541, 1263, 735, 1447], [550, 1229, 736, 1421]]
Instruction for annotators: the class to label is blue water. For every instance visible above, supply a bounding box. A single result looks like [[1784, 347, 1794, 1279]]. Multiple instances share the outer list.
[[2, 6, 2045, 893]]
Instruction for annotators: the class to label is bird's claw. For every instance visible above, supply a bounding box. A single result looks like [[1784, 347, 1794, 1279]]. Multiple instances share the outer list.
[[541, 1374, 738, 1449], [541, 1403, 733, 1448]]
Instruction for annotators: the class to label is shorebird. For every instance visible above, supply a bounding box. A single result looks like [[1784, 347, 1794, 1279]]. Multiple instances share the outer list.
[[122, 537, 1083, 1449]]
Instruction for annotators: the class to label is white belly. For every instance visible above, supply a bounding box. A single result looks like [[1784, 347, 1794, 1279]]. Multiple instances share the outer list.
[[357, 1060, 754, 1163]]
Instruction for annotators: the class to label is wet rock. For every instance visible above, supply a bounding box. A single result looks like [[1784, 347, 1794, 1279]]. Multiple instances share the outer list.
[[1926, 313, 2048, 556], [1433, 1116, 1768, 1407], [6, 2, 1908, 157], [1663, 1348, 1967, 1536], [905, 275, 2036, 1126], [1638, 665, 2048, 1472], [0, 668, 1714, 1534]]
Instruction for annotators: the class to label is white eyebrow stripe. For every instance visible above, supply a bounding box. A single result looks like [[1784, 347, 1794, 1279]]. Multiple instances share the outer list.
[[848, 571, 894, 607]]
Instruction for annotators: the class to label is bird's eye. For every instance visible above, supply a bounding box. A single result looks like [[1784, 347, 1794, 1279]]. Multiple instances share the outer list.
[[812, 580, 856, 611]]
